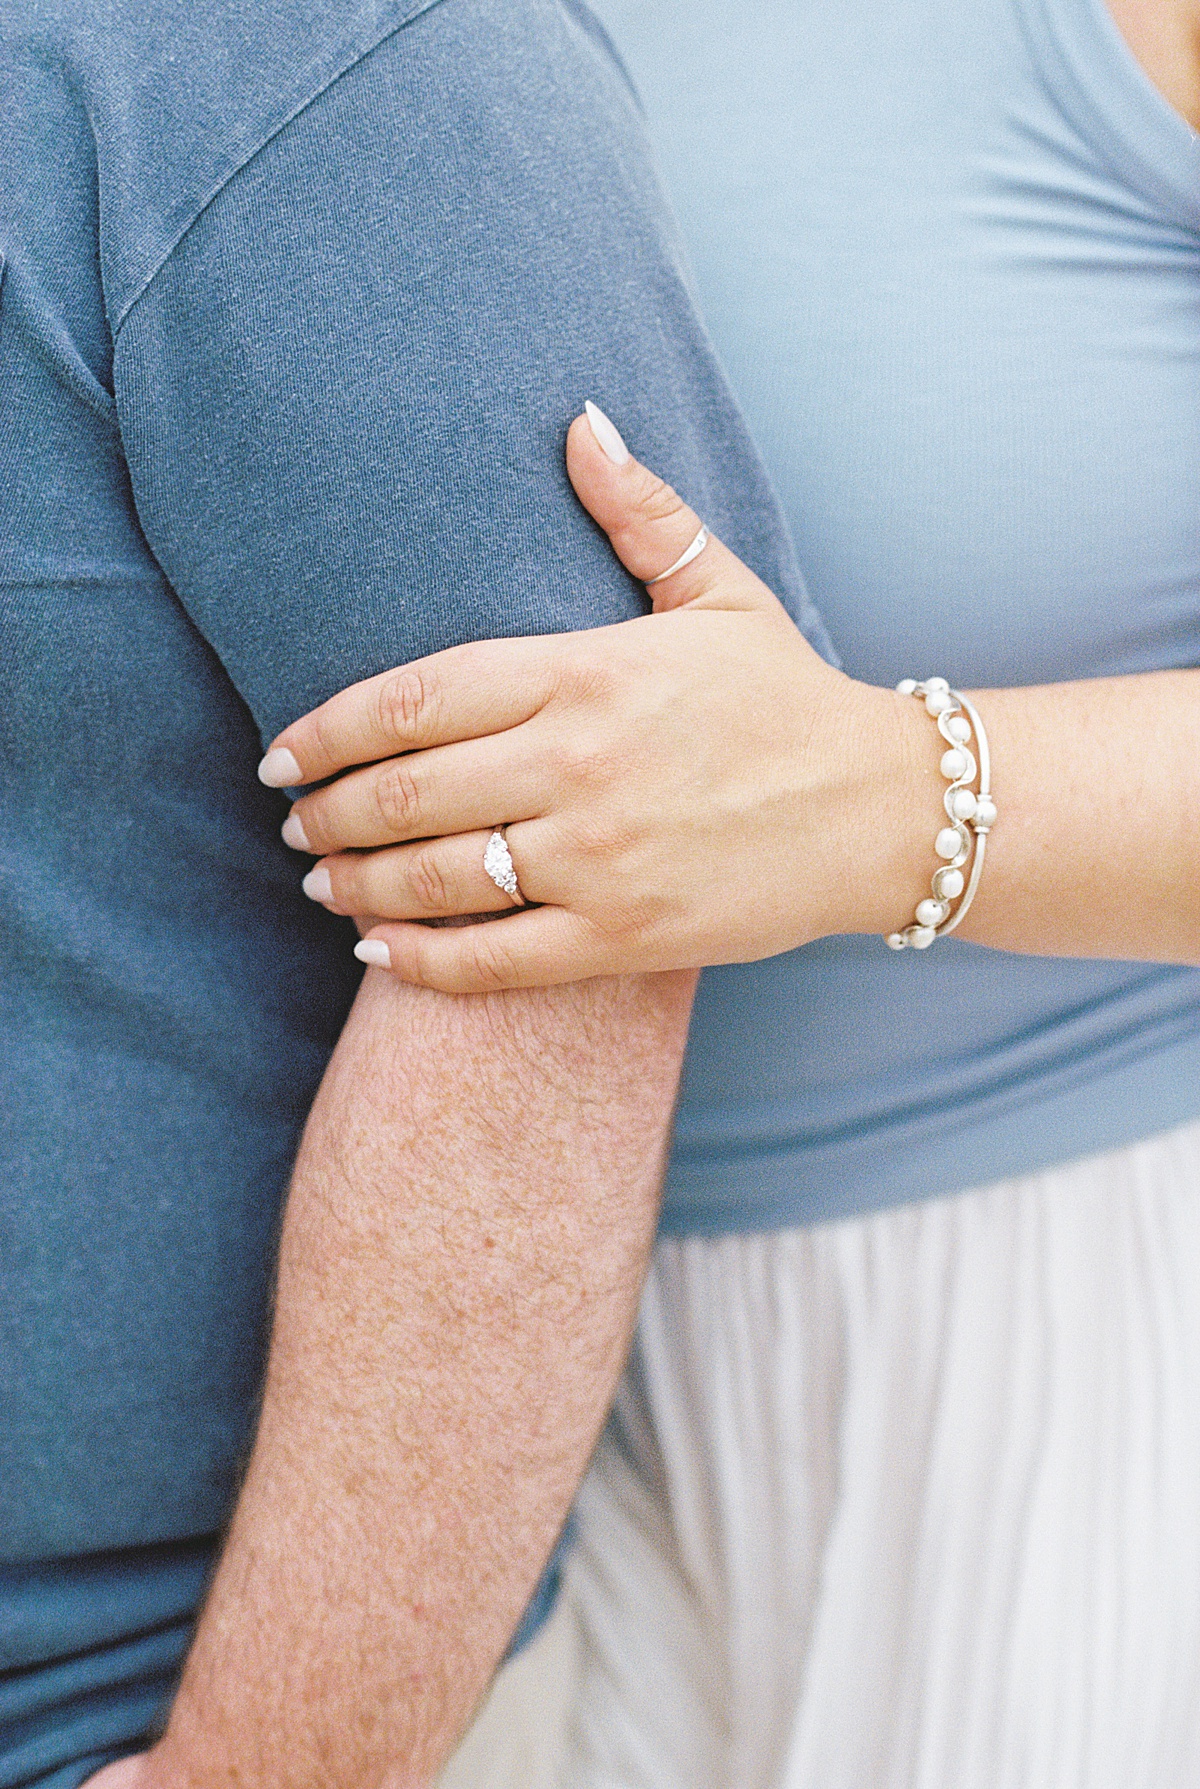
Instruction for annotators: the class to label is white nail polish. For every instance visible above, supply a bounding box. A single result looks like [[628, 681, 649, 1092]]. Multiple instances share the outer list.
[[302, 867, 333, 904], [354, 939, 391, 969], [258, 747, 302, 788], [281, 810, 311, 851], [585, 400, 631, 466]]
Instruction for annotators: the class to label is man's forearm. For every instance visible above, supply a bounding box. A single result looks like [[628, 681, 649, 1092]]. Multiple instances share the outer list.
[[146, 964, 695, 1789]]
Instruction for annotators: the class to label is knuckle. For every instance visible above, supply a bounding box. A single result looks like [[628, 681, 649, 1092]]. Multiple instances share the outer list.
[[349, 856, 398, 918], [560, 653, 620, 708], [632, 467, 688, 527], [374, 761, 424, 834], [301, 804, 343, 858], [304, 703, 345, 772], [569, 744, 617, 794], [374, 667, 436, 747], [561, 808, 613, 864], [466, 927, 521, 993], [407, 847, 452, 914], [547, 727, 619, 792]]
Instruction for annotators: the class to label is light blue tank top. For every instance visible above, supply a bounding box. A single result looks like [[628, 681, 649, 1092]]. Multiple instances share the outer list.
[[594, 0, 1200, 1232]]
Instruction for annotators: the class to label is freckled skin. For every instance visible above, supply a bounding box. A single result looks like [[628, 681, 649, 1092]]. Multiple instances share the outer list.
[[134, 968, 695, 1789], [79, 11, 1200, 1789]]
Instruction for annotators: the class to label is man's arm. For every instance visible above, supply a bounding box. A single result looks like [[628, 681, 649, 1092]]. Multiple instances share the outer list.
[[101, 4, 812, 1776], [148, 964, 695, 1788]]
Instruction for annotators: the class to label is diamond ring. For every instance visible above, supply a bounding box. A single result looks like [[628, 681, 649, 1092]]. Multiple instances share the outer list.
[[483, 827, 527, 906]]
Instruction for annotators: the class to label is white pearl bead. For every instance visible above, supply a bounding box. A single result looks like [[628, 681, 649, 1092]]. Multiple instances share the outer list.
[[935, 826, 964, 860], [885, 932, 908, 951], [975, 795, 998, 828], [895, 678, 918, 696], [924, 676, 950, 693], [940, 747, 969, 781], [934, 867, 965, 900], [916, 898, 949, 928], [910, 926, 938, 949], [925, 690, 953, 716], [945, 715, 972, 744], [951, 788, 978, 821]]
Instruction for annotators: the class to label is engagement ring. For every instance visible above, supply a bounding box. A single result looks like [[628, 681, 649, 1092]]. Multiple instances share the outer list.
[[483, 827, 527, 906]]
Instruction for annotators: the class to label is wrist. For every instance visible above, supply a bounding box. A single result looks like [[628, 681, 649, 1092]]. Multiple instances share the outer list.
[[819, 679, 943, 939]]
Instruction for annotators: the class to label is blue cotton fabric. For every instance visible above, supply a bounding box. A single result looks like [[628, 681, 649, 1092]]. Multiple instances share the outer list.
[[0, 1, 831, 1780], [589, 0, 1200, 1234]]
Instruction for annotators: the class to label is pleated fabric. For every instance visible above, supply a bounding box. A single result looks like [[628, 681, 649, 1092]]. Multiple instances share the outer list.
[[560, 1118, 1200, 1789]]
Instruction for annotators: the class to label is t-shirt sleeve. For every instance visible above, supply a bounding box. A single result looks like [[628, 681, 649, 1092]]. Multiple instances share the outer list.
[[114, 0, 834, 749]]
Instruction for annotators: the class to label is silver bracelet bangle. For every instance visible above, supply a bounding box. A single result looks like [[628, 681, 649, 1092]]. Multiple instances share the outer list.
[[885, 677, 998, 952]]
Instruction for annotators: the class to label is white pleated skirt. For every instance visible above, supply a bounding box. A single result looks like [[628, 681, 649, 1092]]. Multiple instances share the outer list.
[[441, 1116, 1200, 1789]]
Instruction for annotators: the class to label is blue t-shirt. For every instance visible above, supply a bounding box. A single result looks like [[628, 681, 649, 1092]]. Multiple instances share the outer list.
[[0, 1, 831, 1781], [591, 0, 1200, 1234]]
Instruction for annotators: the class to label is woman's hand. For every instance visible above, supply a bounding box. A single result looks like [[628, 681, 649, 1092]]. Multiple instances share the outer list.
[[260, 405, 933, 991]]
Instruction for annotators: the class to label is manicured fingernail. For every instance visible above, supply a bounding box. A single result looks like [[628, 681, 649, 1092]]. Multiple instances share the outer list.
[[258, 747, 302, 788], [585, 400, 631, 466], [355, 939, 391, 969], [281, 810, 311, 851], [302, 867, 333, 904]]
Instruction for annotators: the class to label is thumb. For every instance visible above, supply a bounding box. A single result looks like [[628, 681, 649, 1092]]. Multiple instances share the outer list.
[[566, 404, 779, 614]]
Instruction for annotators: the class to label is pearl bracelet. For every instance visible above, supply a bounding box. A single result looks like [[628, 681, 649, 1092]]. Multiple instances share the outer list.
[[885, 678, 997, 951]]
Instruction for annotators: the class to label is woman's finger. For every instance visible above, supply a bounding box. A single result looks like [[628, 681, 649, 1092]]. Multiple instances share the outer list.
[[259, 406, 787, 794], [258, 634, 560, 789], [353, 906, 612, 994], [283, 730, 549, 855], [302, 828, 540, 921], [566, 406, 780, 616]]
